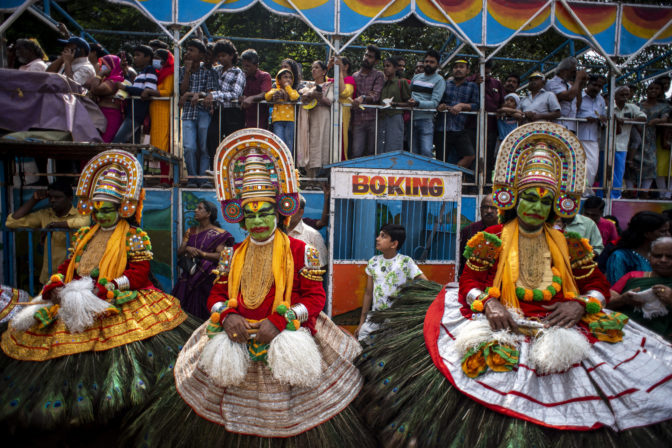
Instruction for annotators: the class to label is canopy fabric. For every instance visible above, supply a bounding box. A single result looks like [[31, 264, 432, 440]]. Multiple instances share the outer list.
[[2, 1, 672, 56]]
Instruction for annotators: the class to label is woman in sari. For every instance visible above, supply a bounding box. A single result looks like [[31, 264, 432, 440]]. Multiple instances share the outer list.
[[147, 49, 174, 183], [300, 60, 333, 178], [608, 236, 672, 340], [328, 56, 355, 160], [172, 200, 234, 319], [604, 211, 670, 284], [88, 54, 123, 142]]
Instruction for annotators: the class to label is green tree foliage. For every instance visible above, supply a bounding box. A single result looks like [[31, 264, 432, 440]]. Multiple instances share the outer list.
[[5, 0, 670, 86]]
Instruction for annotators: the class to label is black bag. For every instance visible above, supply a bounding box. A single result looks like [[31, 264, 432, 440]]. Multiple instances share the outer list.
[[178, 255, 198, 276]]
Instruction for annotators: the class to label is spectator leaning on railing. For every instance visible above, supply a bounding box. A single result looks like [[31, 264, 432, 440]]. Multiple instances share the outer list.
[[378, 56, 411, 154], [502, 73, 520, 95], [435, 59, 479, 167], [408, 49, 445, 158], [205, 39, 246, 163], [4, 180, 91, 286], [351, 45, 385, 158], [546, 57, 586, 133], [576, 74, 607, 195], [240, 49, 272, 129], [466, 59, 504, 180], [112, 44, 157, 144], [612, 86, 646, 199], [88, 54, 124, 142], [179, 40, 218, 187], [519, 71, 561, 123]]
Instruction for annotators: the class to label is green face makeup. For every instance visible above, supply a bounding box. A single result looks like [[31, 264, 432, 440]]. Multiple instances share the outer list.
[[93, 201, 120, 228], [516, 188, 554, 230], [243, 201, 277, 241]]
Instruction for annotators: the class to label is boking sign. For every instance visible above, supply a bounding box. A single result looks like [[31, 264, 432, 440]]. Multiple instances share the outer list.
[[331, 168, 462, 202]]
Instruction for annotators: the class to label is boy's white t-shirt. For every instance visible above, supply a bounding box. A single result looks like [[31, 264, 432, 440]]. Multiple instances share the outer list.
[[359, 253, 423, 341]]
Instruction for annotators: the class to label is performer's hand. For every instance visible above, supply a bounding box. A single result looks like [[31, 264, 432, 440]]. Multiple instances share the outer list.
[[253, 319, 280, 344], [223, 313, 249, 343], [542, 301, 585, 328], [484, 299, 518, 331]]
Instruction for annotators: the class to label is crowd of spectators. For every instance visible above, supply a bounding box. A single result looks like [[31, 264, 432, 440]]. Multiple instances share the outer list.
[[5, 33, 672, 195]]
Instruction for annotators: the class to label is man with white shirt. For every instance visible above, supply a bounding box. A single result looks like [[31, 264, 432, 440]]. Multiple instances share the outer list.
[[611, 86, 646, 198], [46, 36, 95, 87], [519, 72, 561, 123], [546, 57, 587, 132], [576, 75, 606, 193], [288, 195, 328, 268]]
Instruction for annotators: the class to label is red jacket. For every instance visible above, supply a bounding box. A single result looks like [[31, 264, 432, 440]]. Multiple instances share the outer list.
[[459, 224, 610, 319], [207, 236, 326, 333]]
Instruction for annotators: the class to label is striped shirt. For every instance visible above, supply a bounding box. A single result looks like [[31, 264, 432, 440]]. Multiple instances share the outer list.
[[212, 65, 246, 109], [410, 72, 445, 121], [124, 65, 158, 121]]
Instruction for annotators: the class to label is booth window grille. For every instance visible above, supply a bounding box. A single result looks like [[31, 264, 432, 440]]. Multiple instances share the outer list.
[[332, 198, 458, 262]]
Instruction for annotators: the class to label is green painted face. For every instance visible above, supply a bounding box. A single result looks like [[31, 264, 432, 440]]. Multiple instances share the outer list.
[[516, 187, 554, 230], [243, 201, 277, 241], [93, 201, 120, 228]]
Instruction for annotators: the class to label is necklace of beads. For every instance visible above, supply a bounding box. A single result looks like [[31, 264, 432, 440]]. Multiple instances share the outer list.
[[515, 267, 562, 302]]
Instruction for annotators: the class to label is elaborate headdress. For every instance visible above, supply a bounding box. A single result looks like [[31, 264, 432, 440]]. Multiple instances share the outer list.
[[492, 122, 586, 218], [215, 128, 299, 223], [76, 149, 145, 221]]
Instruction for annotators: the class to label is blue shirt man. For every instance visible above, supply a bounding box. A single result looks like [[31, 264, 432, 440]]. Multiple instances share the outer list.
[[408, 50, 445, 158]]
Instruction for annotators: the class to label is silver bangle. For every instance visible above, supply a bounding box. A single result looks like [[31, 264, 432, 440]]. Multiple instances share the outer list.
[[290, 304, 309, 323], [585, 290, 606, 305], [466, 288, 484, 305], [114, 275, 130, 291], [210, 301, 227, 314]]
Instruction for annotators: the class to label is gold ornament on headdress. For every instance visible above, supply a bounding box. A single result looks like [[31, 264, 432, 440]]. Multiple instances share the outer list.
[[491, 122, 586, 218], [76, 150, 145, 221]]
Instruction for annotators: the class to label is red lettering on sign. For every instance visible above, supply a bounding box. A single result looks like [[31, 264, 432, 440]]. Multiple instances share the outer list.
[[370, 176, 386, 194], [429, 178, 444, 197], [387, 176, 404, 195], [412, 177, 429, 196], [352, 175, 369, 194]]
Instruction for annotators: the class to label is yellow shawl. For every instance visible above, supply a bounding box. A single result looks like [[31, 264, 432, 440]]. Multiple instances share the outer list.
[[228, 229, 294, 311], [493, 220, 578, 310], [65, 221, 129, 283]]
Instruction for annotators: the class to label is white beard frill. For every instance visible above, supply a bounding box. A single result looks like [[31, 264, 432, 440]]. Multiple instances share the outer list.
[[529, 326, 591, 374], [198, 333, 250, 387], [10, 295, 49, 331], [57, 277, 112, 333], [268, 328, 323, 387]]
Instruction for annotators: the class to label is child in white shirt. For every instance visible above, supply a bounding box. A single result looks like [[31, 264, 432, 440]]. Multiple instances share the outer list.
[[356, 224, 427, 341]]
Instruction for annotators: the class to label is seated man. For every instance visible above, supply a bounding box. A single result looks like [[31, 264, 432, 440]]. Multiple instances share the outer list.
[[126, 129, 374, 447], [356, 122, 672, 447], [5, 180, 90, 286], [46, 36, 95, 87]]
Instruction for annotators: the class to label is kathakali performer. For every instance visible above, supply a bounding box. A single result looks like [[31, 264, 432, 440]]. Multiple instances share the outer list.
[[127, 129, 375, 447], [0, 150, 198, 442], [356, 122, 672, 447]]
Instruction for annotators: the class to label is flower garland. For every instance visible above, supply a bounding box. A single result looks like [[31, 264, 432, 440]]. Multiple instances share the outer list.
[[470, 287, 501, 313], [515, 267, 562, 302]]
